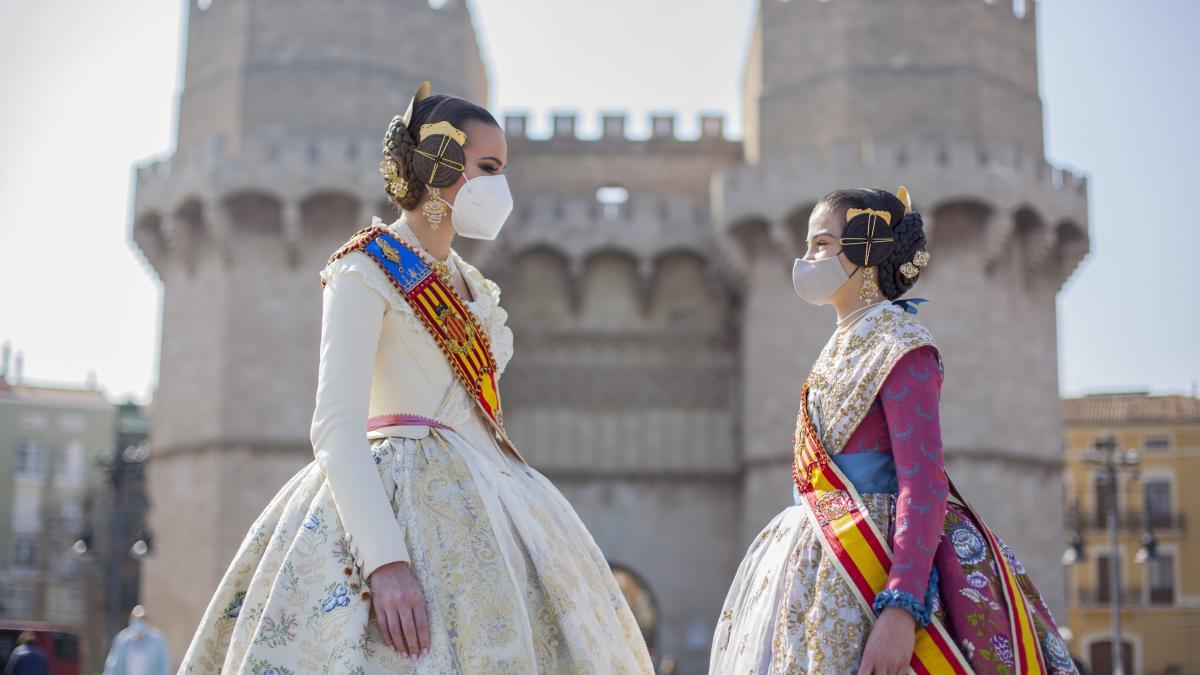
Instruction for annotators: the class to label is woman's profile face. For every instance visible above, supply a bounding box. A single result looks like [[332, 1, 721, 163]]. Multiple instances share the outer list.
[[803, 204, 857, 277], [436, 120, 507, 208]]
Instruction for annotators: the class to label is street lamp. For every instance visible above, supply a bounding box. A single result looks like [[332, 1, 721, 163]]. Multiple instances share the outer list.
[[1061, 532, 1086, 566], [129, 530, 153, 560], [1078, 432, 1139, 675], [1133, 530, 1158, 565]]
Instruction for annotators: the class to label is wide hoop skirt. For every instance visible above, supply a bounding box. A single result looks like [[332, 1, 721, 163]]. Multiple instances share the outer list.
[[179, 430, 652, 674], [711, 494, 1077, 674]]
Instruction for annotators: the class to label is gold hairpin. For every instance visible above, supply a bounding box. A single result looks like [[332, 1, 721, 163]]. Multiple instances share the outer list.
[[419, 121, 467, 146], [896, 186, 912, 215], [401, 81, 432, 127], [413, 136, 466, 184], [846, 208, 892, 225]]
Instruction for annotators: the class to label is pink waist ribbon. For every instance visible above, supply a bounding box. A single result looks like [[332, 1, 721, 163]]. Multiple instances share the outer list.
[[365, 413, 454, 433]]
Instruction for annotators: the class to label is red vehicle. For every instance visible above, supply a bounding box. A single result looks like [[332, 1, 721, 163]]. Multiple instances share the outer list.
[[0, 622, 80, 675]]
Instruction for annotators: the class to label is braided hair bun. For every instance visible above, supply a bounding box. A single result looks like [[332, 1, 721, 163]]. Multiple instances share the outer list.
[[382, 115, 423, 211], [877, 210, 926, 301], [840, 213, 896, 267], [410, 132, 466, 189]]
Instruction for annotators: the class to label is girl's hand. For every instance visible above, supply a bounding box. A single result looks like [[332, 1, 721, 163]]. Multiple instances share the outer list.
[[856, 606, 917, 675], [368, 561, 429, 658]]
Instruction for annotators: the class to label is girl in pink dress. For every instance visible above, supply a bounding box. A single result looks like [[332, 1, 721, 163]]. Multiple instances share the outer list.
[[711, 187, 1077, 675]]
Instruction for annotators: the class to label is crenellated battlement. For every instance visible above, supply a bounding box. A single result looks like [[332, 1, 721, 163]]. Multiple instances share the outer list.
[[720, 137, 1085, 206], [130, 128, 725, 280], [503, 111, 732, 149], [190, 0, 468, 13], [762, 0, 1032, 21]]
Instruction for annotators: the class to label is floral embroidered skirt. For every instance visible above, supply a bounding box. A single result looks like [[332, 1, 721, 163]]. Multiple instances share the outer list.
[[179, 432, 652, 674], [710, 495, 1077, 674]]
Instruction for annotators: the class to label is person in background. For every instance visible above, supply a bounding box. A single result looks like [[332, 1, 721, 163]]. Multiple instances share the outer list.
[[3, 632, 48, 675], [103, 606, 170, 675]]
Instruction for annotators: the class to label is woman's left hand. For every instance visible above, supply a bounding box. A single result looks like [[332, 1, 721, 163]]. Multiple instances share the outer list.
[[856, 607, 917, 675]]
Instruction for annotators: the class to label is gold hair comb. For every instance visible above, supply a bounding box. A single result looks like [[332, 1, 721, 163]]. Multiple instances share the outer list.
[[845, 208, 892, 225], [420, 121, 467, 146]]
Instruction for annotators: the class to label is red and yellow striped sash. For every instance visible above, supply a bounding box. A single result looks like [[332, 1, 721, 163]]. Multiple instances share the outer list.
[[949, 481, 1046, 675], [793, 380, 1046, 674]]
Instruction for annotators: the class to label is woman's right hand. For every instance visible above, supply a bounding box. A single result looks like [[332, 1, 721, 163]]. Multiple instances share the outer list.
[[368, 561, 429, 658]]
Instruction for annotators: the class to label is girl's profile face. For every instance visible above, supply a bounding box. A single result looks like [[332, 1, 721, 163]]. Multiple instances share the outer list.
[[803, 205, 856, 277]]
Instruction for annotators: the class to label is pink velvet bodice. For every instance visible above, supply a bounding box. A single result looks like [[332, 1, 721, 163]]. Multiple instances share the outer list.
[[841, 345, 948, 600]]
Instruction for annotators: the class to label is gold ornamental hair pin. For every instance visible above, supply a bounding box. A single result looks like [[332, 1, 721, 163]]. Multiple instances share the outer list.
[[900, 250, 931, 280], [401, 80, 432, 127], [420, 120, 467, 146], [380, 158, 408, 198], [896, 185, 912, 215], [845, 208, 892, 225]]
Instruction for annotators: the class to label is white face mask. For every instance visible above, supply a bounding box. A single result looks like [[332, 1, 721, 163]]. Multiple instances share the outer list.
[[449, 173, 514, 240], [792, 255, 850, 306]]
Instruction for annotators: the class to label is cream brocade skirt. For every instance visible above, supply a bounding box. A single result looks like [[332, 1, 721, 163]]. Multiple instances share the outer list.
[[179, 429, 652, 674], [710, 494, 898, 675]]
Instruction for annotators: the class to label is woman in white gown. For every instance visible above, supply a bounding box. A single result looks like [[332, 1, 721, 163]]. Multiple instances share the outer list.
[[179, 82, 652, 674]]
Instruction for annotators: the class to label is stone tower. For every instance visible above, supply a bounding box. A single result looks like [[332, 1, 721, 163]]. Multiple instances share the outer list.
[[130, 0, 486, 656], [721, 0, 1088, 626]]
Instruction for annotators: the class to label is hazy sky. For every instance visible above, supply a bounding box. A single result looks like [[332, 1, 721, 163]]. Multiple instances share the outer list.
[[0, 0, 1197, 403]]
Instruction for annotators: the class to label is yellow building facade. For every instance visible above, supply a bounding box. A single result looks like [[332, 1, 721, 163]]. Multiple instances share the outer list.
[[1062, 393, 1200, 674]]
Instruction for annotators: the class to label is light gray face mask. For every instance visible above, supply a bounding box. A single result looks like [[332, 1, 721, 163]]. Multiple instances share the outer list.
[[792, 255, 850, 306]]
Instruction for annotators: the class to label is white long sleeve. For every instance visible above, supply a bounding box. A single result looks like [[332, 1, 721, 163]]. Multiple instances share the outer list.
[[309, 267, 410, 578]]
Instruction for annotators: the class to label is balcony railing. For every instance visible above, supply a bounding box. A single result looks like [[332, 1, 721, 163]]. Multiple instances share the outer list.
[[1065, 509, 1186, 532], [1075, 587, 1144, 606]]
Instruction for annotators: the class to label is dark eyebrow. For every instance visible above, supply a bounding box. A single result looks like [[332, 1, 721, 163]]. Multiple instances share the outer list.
[[479, 155, 505, 168]]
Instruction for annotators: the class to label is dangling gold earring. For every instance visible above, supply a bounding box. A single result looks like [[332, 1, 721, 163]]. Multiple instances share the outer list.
[[422, 187, 448, 230], [859, 266, 881, 302]]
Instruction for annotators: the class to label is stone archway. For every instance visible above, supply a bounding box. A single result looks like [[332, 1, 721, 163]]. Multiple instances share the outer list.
[[609, 564, 661, 656]]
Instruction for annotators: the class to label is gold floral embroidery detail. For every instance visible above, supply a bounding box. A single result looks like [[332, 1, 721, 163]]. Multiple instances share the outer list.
[[714, 495, 897, 673], [802, 303, 936, 457]]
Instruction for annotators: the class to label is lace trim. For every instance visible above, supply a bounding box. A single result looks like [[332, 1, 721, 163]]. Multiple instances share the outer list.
[[871, 568, 939, 627]]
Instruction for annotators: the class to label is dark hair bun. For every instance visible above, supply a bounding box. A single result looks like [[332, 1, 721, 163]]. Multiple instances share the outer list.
[[840, 214, 896, 267], [382, 116, 423, 211], [877, 210, 927, 300], [410, 134, 465, 189]]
